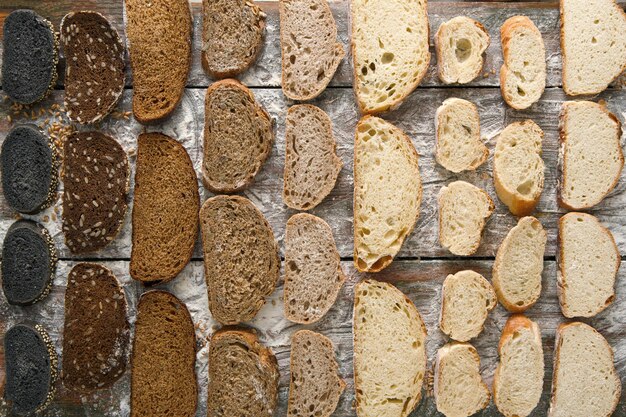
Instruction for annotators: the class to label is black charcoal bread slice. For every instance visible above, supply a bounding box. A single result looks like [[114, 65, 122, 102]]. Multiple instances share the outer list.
[[62, 131, 129, 254], [1, 124, 59, 214], [61, 11, 125, 124], [62, 263, 130, 393], [4, 324, 58, 415], [2, 10, 58, 104]]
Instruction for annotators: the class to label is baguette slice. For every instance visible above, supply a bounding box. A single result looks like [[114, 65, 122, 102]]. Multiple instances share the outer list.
[[558, 101, 624, 210], [558, 212, 620, 318], [549, 322, 621, 417], [493, 216, 547, 312], [354, 116, 422, 272], [353, 279, 427, 417], [351, 0, 430, 114], [493, 315, 544, 417]]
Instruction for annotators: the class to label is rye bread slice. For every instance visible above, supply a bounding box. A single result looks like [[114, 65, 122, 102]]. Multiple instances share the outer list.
[[131, 290, 197, 417], [130, 133, 199, 283], [62, 263, 130, 393], [202, 79, 274, 193], [62, 131, 129, 254], [200, 195, 280, 324], [1, 220, 57, 306], [61, 11, 125, 124]]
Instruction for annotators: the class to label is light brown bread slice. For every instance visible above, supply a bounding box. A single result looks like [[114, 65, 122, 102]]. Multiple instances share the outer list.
[[288, 330, 345, 417], [353, 279, 427, 417], [283, 104, 342, 210]]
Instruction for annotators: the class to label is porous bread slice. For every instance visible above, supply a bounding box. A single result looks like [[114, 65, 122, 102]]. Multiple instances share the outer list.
[[558, 100, 624, 210], [435, 98, 488, 173], [283, 104, 342, 210], [434, 342, 490, 417], [500, 16, 546, 109], [351, 0, 430, 114], [438, 181, 494, 256], [353, 279, 427, 417], [493, 315, 544, 417], [435, 16, 490, 84], [288, 330, 345, 417], [354, 116, 422, 272], [284, 213, 345, 324], [560, 0, 626, 95], [557, 212, 620, 318], [280, 0, 344, 100], [493, 120, 545, 216], [549, 322, 621, 417], [493, 216, 547, 312], [439, 270, 497, 342]]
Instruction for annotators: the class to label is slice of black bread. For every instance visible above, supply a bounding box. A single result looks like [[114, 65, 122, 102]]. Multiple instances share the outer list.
[[200, 195, 280, 324], [61, 11, 125, 124], [2, 220, 57, 306], [125, 0, 192, 123], [202, 79, 274, 193], [62, 131, 129, 254], [1, 124, 59, 214], [2, 10, 58, 104], [202, 0, 265, 78], [207, 328, 279, 416], [62, 263, 130, 393], [130, 133, 199, 283], [4, 324, 58, 415], [131, 290, 197, 417]]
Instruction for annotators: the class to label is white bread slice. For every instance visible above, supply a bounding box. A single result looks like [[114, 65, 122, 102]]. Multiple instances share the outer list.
[[438, 181, 494, 256], [558, 101, 624, 210], [558, 212, 620, 318], [493, 120, 545, 216], [439, 270, 497, 342], [354, 116, 422, 272], [493, 315, 544, 417], [435, 98, 488, 173], [351, 0, 430, 114], [560, 0, 626, 95], [435, 16, 490, 84], [493, 216, 547, 312], [434, 342, 490, 417], [500, 16, 546, 109], [353, 279, 427, 417], [549, 322, 621, 417]]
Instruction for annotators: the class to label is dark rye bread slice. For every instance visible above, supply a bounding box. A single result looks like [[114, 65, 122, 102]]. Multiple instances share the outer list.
[[283, 104, 342, 210], [62, 131, 129, 254], [2, 10, 58, 104], [4, 324, 58, 415], [2, 220, 57, 306], [125, 0, 192, 123], [200, 195, 280, 324], [61, 11, 125, 124], [202, 0, 265, 78], [207, 328, 279, 416], [62, 263, 130, 393], [1, 124, 59, 214], [284, 213, 345, 324], [203, 79, 274, 193], [131, 290, 197, 417], [130, 133, 199, 283]]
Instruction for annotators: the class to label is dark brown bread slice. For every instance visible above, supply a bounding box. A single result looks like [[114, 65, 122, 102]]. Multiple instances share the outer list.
[[207, 328, 279, 417], [202, 79, 274, 193], [201, 0, 265, 78], [131, 290, 197, 417], [130, 133, 199, 283], [125, 0, 192, 123], [62, 131, 129, 254], [200, 195, 280, 324], [62, 263, 130, 393]]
